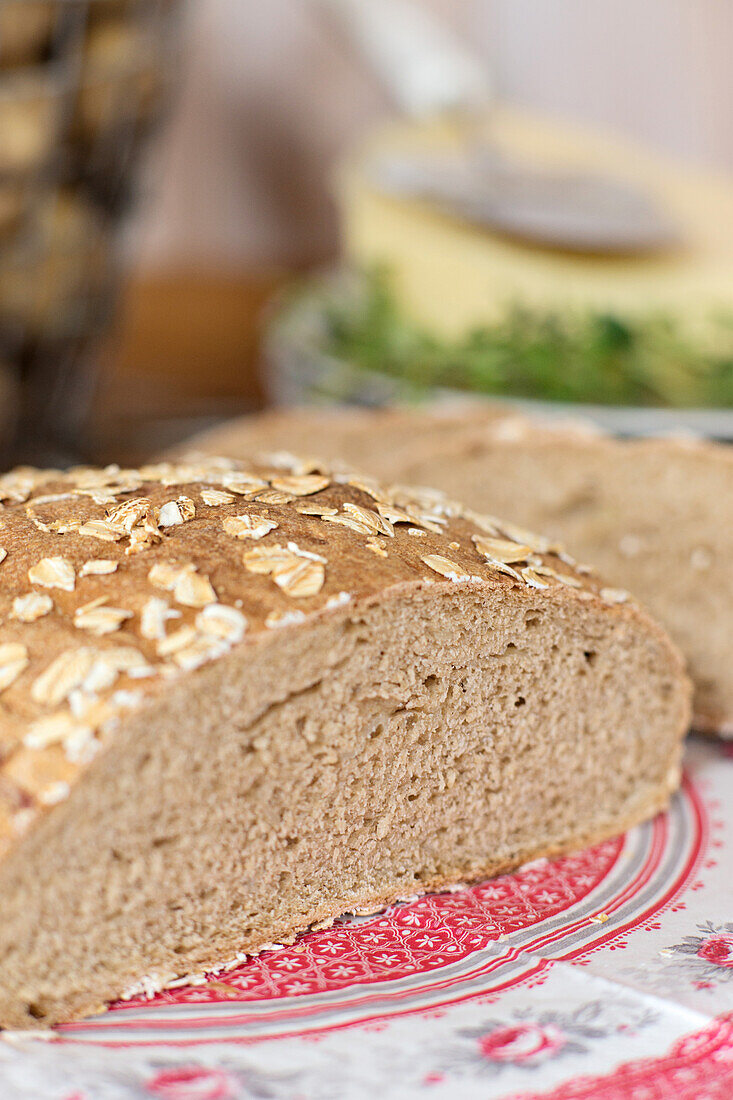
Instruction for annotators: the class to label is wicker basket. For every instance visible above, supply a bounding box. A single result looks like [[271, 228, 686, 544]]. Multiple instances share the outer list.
[[0, 0, 180, 463]]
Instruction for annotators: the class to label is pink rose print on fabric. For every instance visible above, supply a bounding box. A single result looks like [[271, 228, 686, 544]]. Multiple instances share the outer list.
[[449, 999, 656, 1078], [146, 1066, 236, 1100], [478, 1022, 566, 1065], [668, 922, 733, 984], [697, 933, 733, 968]]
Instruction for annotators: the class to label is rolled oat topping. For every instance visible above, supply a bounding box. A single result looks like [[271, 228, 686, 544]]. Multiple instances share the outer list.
[[28, 557, 75, 592], [223, 514, 278, 541], [200, 488, 235, 507], [10, 593, 53, 622], [80, 560, 118, 576], [0, 644, 29, 692]]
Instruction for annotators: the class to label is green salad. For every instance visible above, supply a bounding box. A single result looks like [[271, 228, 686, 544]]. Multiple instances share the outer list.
[[323, 272, 733, 408]]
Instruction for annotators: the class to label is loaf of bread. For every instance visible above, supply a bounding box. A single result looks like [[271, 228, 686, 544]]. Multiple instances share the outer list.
[[0, 454, 690, 1028], [181, 407, 731, 734]]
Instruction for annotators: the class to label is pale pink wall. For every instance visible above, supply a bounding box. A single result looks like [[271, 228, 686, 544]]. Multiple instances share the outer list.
[[133, 0, 733, 270], [485, 0, 733, 169]]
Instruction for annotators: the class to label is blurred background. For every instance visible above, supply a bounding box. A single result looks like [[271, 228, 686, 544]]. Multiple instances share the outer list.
[[2, 0, 733, 465]]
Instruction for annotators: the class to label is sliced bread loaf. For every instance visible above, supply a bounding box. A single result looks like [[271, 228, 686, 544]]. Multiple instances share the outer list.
[[181, 408, 732, 734], [0, 454, 690, 1028]]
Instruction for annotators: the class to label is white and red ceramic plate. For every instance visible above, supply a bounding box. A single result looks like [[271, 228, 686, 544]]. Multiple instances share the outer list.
[[2, 737, 732, 1099]]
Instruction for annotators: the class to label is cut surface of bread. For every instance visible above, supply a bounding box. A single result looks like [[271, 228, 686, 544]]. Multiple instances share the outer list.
[[0, 455, 690, 1028], [180, 407, 731, 733]]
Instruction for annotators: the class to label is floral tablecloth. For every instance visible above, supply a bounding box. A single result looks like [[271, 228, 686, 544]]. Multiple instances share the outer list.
[[2, 736, 732, 1099]]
